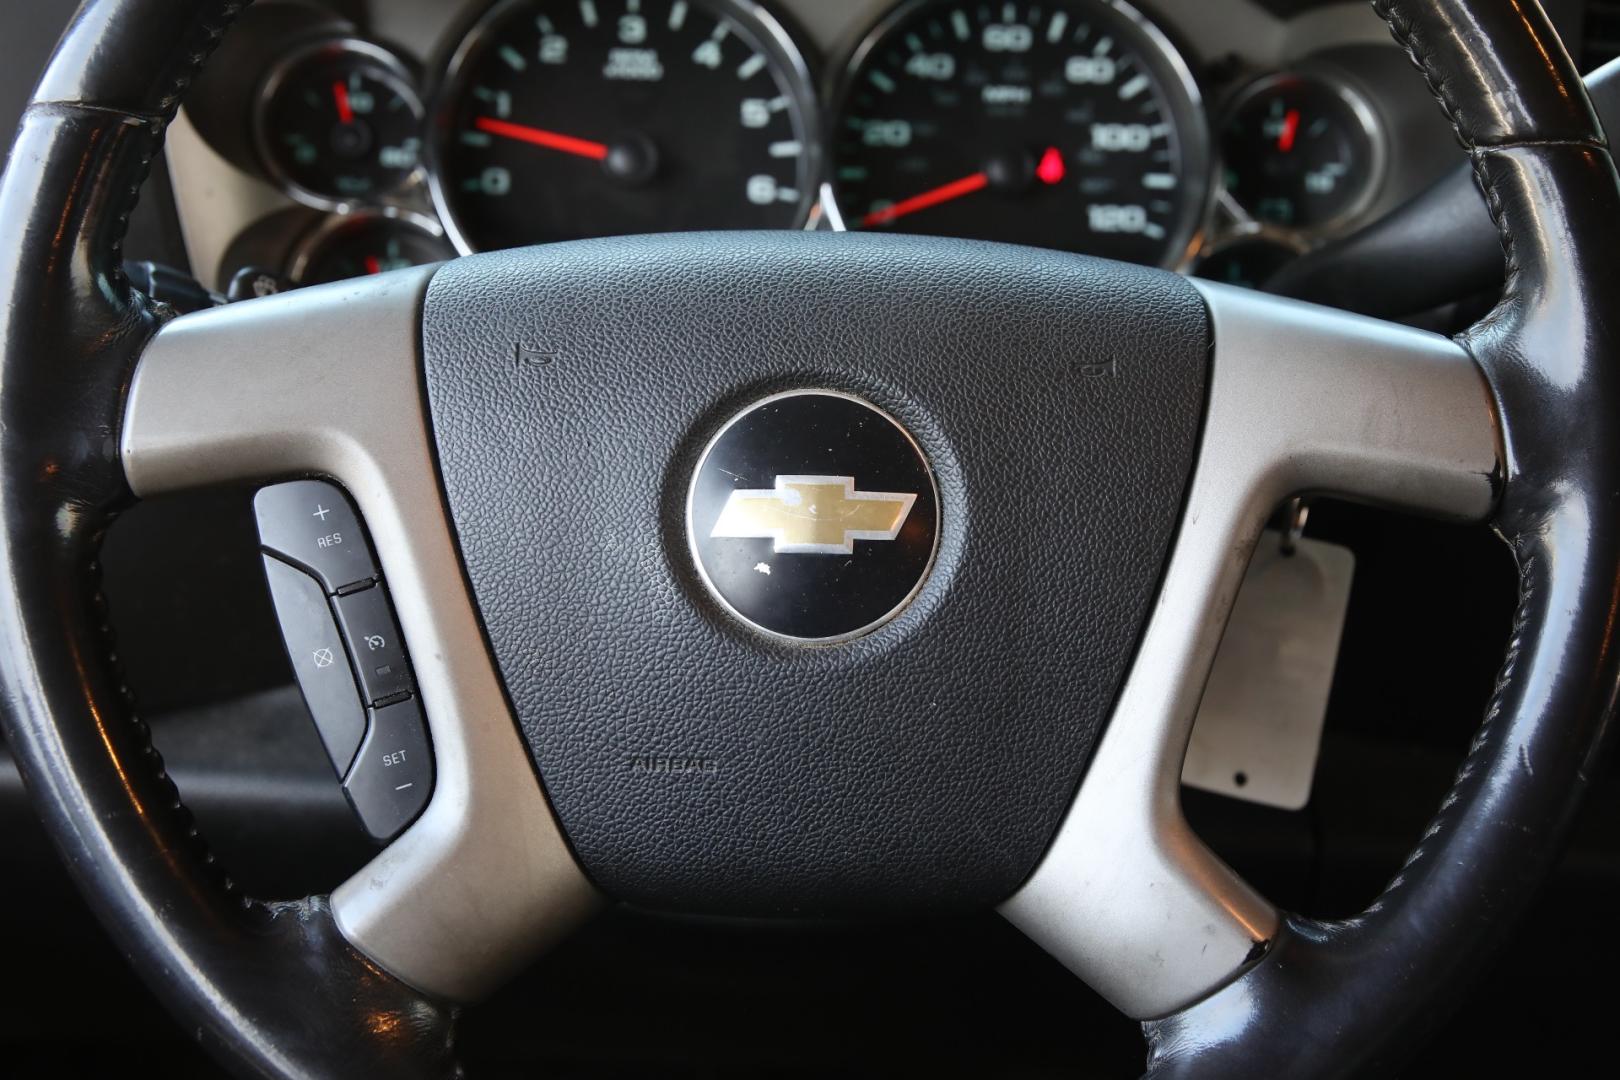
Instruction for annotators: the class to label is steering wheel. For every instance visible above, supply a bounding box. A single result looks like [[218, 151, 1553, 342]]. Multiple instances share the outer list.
[[2, 0, 1616, 1075]]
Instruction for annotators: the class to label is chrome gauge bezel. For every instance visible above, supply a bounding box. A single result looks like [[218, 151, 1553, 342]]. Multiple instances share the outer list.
[[286, 208, 452, 285], [424, 0, 826, 255], [684, 389, 942, 647], [253, 36, 429, 214], [1214, 68, 1388, 238], [1187, 222, 1310, 288], [827, 0, 1212, 271]]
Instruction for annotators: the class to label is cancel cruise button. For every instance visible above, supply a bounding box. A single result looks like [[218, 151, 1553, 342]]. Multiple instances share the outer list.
[[343, 697, 434, 841]]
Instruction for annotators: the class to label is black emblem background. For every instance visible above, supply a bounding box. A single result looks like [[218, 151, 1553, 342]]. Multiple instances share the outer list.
[[689, 392, 939, 641]]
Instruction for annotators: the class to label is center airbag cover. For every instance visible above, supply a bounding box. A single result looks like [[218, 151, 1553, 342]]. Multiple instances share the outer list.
[[422, 232, 1208, 915]]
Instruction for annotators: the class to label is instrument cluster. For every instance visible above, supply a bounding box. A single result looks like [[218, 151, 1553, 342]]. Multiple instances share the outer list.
[[180, 0, 1421, 291]]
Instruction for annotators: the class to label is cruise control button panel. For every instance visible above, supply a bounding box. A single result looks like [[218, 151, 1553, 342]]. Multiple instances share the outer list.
[[343, 697, 434, 842], [257, 479, 433, 842], [262, 555, 366, 774], [334, 585, 414, 704], [255, 479, 379, 593]]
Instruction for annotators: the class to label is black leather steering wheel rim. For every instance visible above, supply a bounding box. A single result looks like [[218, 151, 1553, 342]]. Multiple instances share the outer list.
[[0, 2, 458, 1075], [0, 2, 1615, 1077], [1144, 3, 1620, 1071]]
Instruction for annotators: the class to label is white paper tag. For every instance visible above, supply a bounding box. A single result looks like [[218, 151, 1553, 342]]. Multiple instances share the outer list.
[[1181, 531, 1355, 810]]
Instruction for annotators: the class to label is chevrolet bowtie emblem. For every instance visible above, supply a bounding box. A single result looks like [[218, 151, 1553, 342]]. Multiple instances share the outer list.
[[711, 475, 918, 555], [688, 391, 938, 641]]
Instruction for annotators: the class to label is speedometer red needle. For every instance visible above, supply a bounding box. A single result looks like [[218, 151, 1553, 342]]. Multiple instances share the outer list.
[[474, 116, 610, 161], [332, 81, 354, 125], [862, 171, 990, 228]]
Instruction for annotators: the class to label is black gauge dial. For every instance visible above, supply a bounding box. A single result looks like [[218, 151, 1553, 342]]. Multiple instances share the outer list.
[[832, 0, 1208, 266], [1192, 236, 1300, 290], [257, 39, 426, 208], [1221, 74, 1381, 230], [432, 0, 817, 252], [292, 215, 456, 285]]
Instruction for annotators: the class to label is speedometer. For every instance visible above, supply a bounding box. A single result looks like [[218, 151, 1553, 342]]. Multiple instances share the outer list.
[[832, 0, 1208, 266], [430, 0, 819, 252]]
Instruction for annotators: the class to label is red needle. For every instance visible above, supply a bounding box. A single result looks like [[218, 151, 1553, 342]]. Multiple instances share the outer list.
[[862, 171, 990, 228], [363, 255, 383, 275], [474, 116, 610, 161], [1035, 146, 1066, 185], [1278, 108, 1301, 153], [333, 80, 354, 125]]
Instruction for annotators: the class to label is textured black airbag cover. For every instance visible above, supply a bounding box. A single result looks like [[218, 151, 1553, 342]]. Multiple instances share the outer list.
[[421, 232, 1208, 914]]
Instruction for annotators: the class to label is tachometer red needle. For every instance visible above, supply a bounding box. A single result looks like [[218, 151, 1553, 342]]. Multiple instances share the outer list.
[[363, 255, 383, 275], [333, 81, 354, 125], [474, 116, 610, 161], [862, 171, 989, 228], [1277, 108, 1301, 153]]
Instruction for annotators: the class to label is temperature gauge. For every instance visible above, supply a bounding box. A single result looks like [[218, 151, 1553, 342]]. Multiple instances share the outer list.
[[1220, 74, 1382, 231], [256, 38, 425, 209], [290, 213, 455, 285]]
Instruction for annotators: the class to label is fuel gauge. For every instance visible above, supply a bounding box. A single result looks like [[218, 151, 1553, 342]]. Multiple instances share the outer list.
[[290, 213, 455, 285], [256, 38, 425, 209], [1220, 74, 1382, 231]]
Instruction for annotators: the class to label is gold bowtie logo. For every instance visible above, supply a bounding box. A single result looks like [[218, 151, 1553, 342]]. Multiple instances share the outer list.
[[711, 475, 918, 555]]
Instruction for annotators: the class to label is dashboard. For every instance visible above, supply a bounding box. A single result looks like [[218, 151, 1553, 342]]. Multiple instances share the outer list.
[[4, 5, 1619, 1075], [170, 0, 1462, 295]]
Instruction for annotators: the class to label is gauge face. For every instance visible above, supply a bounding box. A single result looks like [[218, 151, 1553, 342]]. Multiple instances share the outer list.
[[1221, 74, 1380, 230], [257, 40, 426, 208], [1192, 236, 1299, 290], [293, 216, 457, 285], [832, 0, 1208, 266], [431, 0, 817, 252]]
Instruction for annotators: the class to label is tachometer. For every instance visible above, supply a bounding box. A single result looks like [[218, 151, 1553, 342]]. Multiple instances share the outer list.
[[430, 0, 819, 252], [832, 0, 1208, 266]]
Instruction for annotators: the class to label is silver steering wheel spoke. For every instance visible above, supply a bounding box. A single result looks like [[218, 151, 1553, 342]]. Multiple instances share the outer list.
[[120, 269, 597, 1002], [999, 282, 1501, 1019]]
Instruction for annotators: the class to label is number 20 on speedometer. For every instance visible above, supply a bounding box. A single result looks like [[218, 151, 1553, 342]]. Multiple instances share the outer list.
[[833, 0, 1209, 267]]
